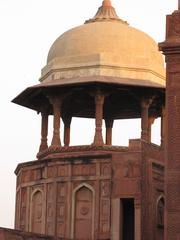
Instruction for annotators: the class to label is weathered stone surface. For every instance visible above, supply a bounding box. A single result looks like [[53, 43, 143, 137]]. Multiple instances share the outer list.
[[0, 228, 61, 240]]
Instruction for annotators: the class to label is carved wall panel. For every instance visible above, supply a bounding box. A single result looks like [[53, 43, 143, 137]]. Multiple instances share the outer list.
[[15, 190, 20, 229], [20, 188, 27, 231], [21, 169, 42, 183], [74, 186, 93, 240], [99, 181, 111, 236], [21, 170, 30, 183], [15, 156, 113, 239], [46, 183, 54, 236], [101, 180, 110, 197], [101, 163, 111, 176], [57, 165, 68, 177], [56, 183, 67, 237], [47, 166, 57, 178], [30, 190, 43, 234], [72, 164, 96, 176]]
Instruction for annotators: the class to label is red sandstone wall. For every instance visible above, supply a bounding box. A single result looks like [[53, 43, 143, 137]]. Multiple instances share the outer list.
[[15, 153, 112, 239], [0, 227, 61, 240], [141, 142, 164, 240]]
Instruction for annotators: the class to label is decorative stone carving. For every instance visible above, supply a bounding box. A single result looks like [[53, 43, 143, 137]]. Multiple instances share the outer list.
[[56, 182, 67, 237], [101, 221, 109, 233], [74, 186, 93, 239], [101, 164, 111, 176], [80, 206, 89, 215], [59, 204, 65, 217], [58, 184, 66, 199], [101, 200, 110, 216], [47, 166, 57, 178], [90, 166, 96, 176], [58, 165, 68, 177], [31, 190, 43, 234], [157, 197, 165, 228], [101, 181, 110, 197], [20, 188, 27, 230], [124, 160, 133, 178], [73, 164, 96, 176], [21, 170, 29, 183]]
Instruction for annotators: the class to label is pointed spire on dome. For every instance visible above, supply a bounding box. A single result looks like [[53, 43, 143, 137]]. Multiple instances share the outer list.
[[102, 0, 112, 7], [85, 0, 128, 24]]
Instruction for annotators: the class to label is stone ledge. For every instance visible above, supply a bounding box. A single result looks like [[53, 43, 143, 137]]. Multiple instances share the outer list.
[[0, 228, 62, 240]]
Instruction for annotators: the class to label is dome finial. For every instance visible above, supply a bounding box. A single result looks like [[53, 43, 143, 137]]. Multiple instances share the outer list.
[[102, 0, 112, 7], [85, 0, 128, 24]]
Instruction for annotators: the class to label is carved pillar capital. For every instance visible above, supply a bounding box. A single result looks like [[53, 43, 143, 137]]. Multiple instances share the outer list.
[[49, 96, 62, 108], [141, 97, 153, 109]]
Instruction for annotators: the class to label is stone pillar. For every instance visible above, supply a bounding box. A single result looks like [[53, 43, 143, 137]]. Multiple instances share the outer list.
[[39, 111, 49, 152], [63, 116, 72, 146], [161, 106, 165, 147], [141, 99, 150, 142], [93, 92, 105, 146], [50, 97, 62, 147], [105, 118, 114, 145], [148, 117, 155, 143], [135, 199, 141, 240], [159, 7, 180, 240], [111, 198, 121, 240]]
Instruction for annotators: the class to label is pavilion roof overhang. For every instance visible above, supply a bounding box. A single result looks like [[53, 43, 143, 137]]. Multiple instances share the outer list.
[[12, 76, 165, 116]]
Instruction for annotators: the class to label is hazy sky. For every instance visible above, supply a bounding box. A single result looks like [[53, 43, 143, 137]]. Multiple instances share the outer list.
[[0, 0, 177, 228]]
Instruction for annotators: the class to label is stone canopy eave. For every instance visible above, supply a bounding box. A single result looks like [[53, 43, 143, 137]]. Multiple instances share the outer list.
[[12, 75, 165, 114]]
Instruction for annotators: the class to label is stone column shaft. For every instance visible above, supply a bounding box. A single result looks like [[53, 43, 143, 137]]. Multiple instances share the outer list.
[[93, 93, 105, 146], [141, 100, 150, 142], [39, 112, 49, 152], [148, 117, 155, 143], [63, 117, 72, 146], [105, 118, 114, 145], [51, 97, 62, 147]]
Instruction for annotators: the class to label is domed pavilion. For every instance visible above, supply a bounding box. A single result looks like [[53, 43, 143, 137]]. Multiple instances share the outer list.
[[13, 1, 166, 240]]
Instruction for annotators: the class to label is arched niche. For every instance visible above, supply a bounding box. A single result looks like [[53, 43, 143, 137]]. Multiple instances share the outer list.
[[156, 195, 165, 228], [30, 189, 44, 234], [71, 183, 95, 239]]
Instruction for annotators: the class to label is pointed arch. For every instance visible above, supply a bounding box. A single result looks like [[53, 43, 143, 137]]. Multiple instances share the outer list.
[[156, 195, 165, 228], [29, 188, 44, 234], [71, 183, 95, 239]]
